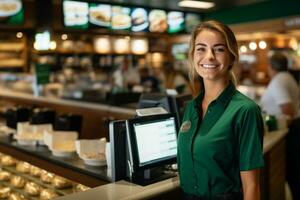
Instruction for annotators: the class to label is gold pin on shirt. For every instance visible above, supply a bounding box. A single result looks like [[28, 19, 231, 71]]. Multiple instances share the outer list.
[[180, 120, 191, 133]]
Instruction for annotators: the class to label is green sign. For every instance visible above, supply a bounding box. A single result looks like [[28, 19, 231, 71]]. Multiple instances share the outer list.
[[35, 64, 50, 85]]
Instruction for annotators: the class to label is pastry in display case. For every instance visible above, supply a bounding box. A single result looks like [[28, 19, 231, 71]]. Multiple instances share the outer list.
[[16, 162, 31, 174], [24, 182, 41, 196], [0, 186, 11, 198], [8, 193, 27, 200], [0, 170, 11, 181], [40, 188, 59, 200], [0, 152, 90, 200], [1, 155, 17, 166], [40, 170, 55, 184], [10, 175, 26, 188], [29, 166, 42, 177], [74, 184, 90, 193], [52, 176, 72, 189]]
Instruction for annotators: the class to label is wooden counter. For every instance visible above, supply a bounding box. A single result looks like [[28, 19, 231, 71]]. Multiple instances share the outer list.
[[0, 89, 136, 139]]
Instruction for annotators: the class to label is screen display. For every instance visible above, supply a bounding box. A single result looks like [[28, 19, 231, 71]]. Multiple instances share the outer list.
[[111, 6, 131, 30], [172, 43, 189, 60], [167, 11, 184, 33], [148, 9, 167, 33], [89, 3, 111, 27], [131, 7, 148, 32], [132, 116, 177, 166], [63, 0, 89, 29], [0, 0, 24, 25], [185, 13, 201, 33]]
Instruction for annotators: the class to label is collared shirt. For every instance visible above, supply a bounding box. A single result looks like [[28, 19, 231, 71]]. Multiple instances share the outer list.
[[177, 82, 264, 197]]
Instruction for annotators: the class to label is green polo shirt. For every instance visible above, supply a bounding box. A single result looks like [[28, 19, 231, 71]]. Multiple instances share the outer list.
[[177, 82, 264, 197]]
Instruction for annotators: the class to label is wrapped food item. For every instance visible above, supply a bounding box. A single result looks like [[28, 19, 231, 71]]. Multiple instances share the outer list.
[[1, 155, 17, 166], [52, 176, 72, 189], [40, 189, 59, 200], [0, 170, 11, 181], [24, 182, 41, 196], [74, 184, 90, 193], [16, 162, 31, 173], [0, 187, 11, 198], [30, 165, 42, 177], [8, 193, 27, 200], [40, 170, 54, 183], [10, 176, 26, 188]]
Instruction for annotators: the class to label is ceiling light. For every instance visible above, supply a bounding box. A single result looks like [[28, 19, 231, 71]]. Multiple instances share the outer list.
[[249, 42, 257, 51], [179, 0, 215, 9], [258, 41, 267, 49]]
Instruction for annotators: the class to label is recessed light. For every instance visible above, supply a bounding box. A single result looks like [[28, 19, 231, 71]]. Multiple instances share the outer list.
[[178, 0, 215, 9]]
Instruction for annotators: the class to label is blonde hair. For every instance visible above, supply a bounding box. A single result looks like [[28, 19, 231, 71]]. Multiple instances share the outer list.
[[188, 20, 239, 90]]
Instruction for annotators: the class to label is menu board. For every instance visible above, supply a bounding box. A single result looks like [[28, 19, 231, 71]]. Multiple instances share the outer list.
[[185, 13, 201, 33], [61, 1, 202, 34], [131, 7, 148, 32], [0, 0, 24, 25], [89, 3, 111, 27], [167, 11, 184, 33], [111, 6, 131, 30], [63, 0, 89, 29], [148, 9, 167, 33]]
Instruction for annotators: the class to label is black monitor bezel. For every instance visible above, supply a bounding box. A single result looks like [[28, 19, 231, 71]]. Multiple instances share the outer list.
[[127, 113, 178, 172]]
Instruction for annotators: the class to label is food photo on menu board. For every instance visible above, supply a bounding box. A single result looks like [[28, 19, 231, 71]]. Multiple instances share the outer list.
[[111, 6, 131, 30], [131, 7, 148, 32], [89, 3, 111, 28], [167, 11, 185, 33], [63, 0, 89, 29], [0, 0, 24, 25], [185, 13, 201, 33], [148, 9, 167, 33]]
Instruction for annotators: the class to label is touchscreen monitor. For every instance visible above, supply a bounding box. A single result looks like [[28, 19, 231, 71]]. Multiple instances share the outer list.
[[126, 114, 178, 171]]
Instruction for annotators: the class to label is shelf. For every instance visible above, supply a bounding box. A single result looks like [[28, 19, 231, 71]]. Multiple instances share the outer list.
[[0, 43, 24, 52], [0, 59, 24, 68]]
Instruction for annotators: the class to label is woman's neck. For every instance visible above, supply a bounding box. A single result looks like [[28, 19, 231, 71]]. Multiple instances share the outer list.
[[203, 79, 230, 105]]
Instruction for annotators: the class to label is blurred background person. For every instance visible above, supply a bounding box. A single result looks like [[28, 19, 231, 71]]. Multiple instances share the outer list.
[[260, 52, 300, 200]]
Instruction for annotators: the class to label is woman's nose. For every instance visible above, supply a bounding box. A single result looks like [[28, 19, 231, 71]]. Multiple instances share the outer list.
[[205, 49, 215, 60]]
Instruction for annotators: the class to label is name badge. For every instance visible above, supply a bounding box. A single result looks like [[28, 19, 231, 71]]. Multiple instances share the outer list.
[[180, 120, 191, 133]]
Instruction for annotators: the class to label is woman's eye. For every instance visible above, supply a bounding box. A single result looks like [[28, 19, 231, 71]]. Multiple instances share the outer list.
[[196, 47, 206, 52], [214, 48, 225, 52]]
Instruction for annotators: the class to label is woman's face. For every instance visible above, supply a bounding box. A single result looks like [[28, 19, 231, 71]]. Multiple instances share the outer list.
[[193, 29, 233, 82]]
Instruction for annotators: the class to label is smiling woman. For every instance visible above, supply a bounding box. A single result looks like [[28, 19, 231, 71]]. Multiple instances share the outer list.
[[177, 20, 264, 200]]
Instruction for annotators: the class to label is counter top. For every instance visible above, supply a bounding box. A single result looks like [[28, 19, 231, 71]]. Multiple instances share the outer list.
[[263, 128, 288, 153], [56, 176, 180, 200]]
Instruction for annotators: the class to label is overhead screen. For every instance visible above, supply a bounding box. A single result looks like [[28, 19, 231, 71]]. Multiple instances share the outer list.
[[0, 0, 24, 25], [62, 0, 201, 33]]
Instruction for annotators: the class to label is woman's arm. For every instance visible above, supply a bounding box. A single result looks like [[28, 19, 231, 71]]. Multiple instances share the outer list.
[[240, 169, 261, 200]]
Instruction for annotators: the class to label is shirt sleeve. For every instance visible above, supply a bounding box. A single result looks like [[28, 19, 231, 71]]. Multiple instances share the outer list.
[[237, 103, 265, 171]]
